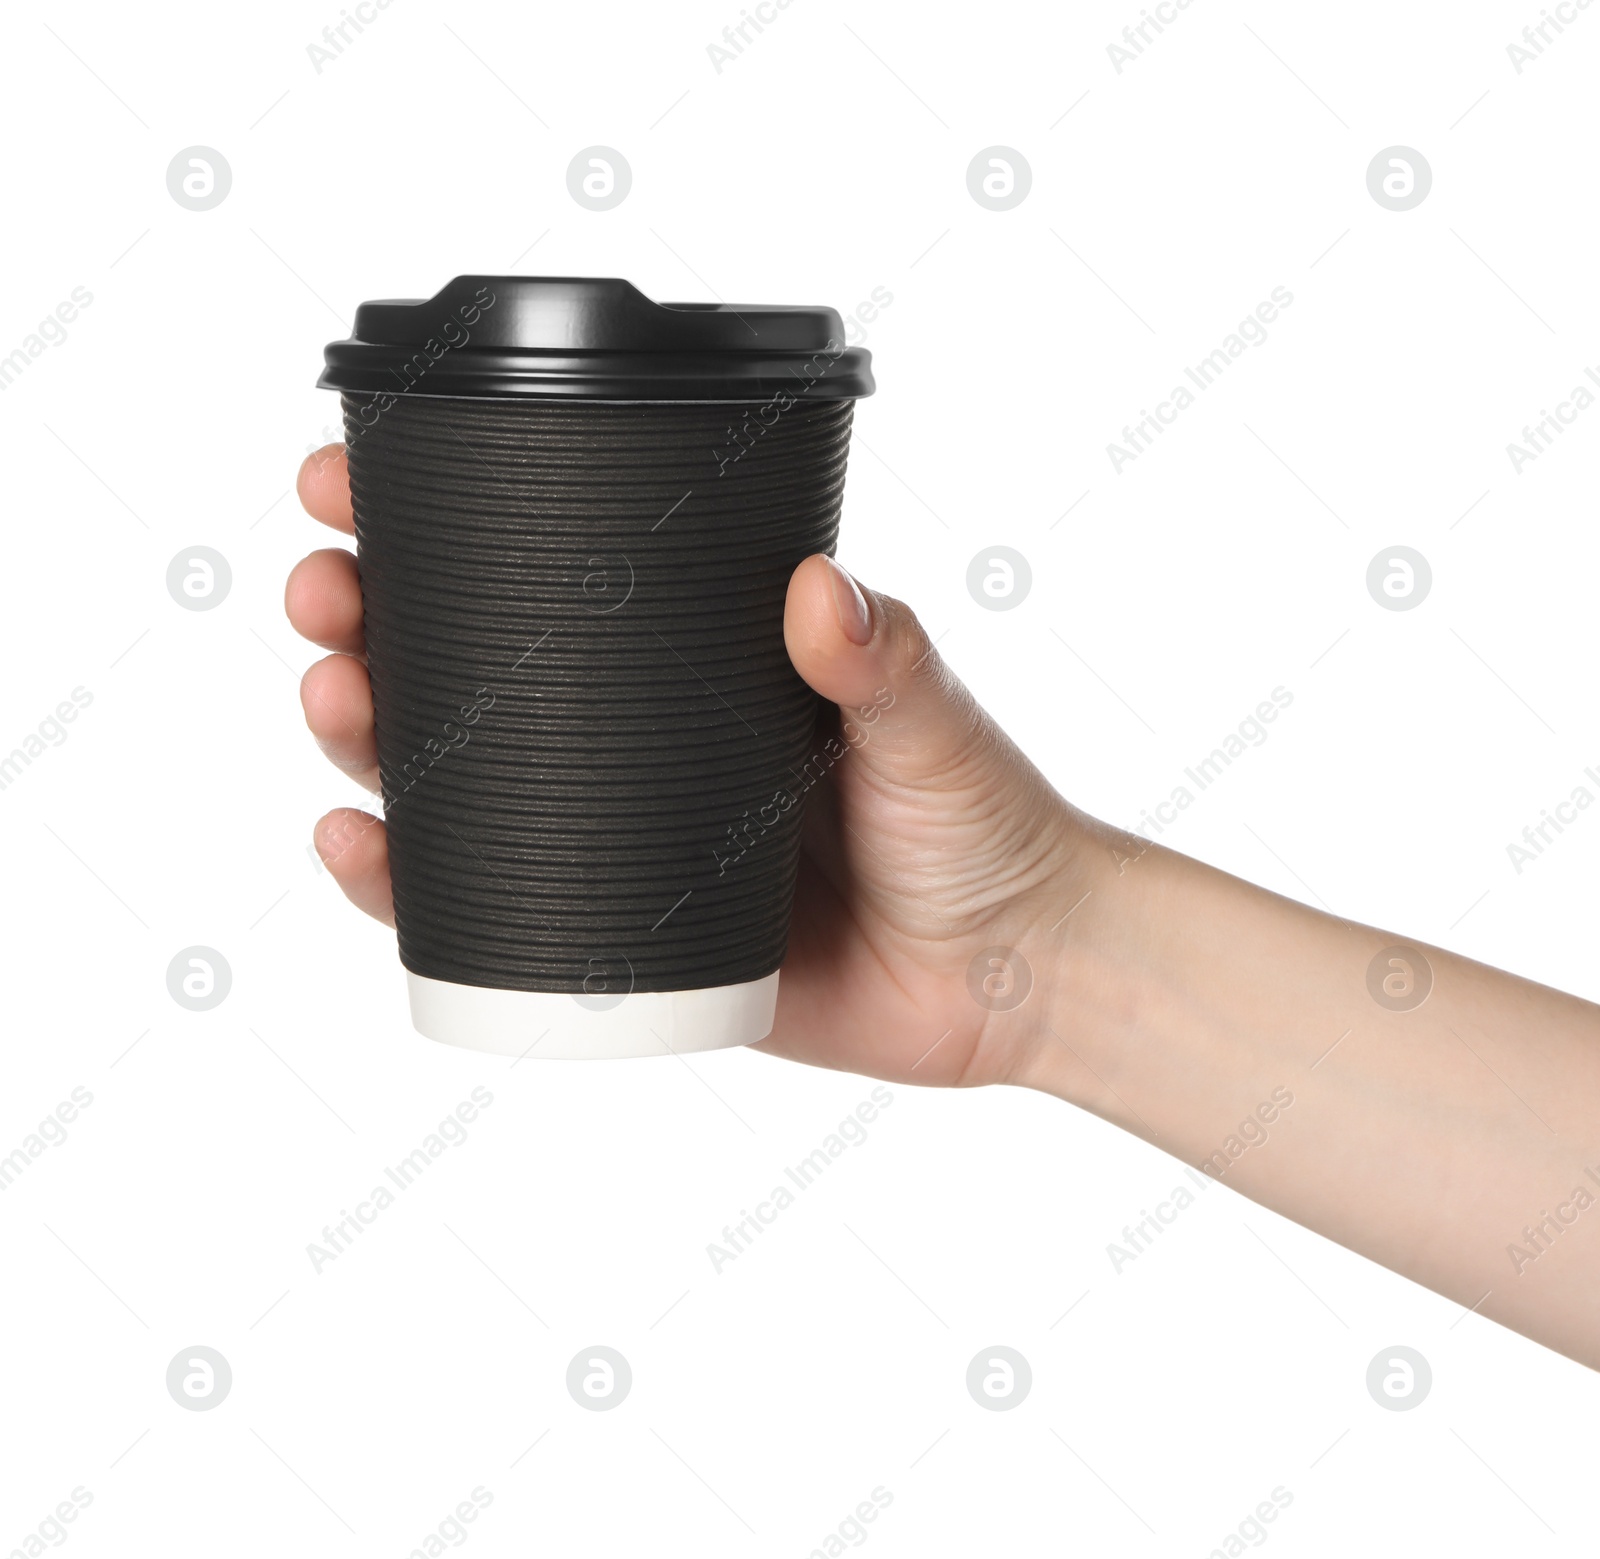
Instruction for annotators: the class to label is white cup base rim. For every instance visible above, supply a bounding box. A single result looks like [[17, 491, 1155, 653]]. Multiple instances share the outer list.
[[405, 970, 779, 1059]]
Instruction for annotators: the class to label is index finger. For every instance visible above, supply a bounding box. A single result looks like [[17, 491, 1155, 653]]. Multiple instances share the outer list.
[[297, 443, 353, 533]]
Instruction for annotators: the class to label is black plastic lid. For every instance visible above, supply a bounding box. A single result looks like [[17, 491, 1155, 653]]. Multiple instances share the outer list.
[[318, 276, 874, 403]]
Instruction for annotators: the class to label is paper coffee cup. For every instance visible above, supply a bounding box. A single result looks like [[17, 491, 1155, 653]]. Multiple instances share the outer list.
[[318, 277, 874, 1058]]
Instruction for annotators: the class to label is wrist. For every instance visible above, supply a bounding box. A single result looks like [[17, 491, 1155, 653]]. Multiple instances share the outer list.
[[986, 810, 1167, 1104]]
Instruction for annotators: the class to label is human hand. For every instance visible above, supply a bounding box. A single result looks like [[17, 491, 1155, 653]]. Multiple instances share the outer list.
[[288, 443, 1107, 1088], [289, 443, 1600, 1369]]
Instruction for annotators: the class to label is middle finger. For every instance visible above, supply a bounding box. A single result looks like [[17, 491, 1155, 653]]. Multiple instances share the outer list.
[[286, 547, 365, 656]]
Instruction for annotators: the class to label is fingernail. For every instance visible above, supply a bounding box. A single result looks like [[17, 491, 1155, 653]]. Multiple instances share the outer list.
[[314, 821, 345, 865], [825, 556, 874, 646]]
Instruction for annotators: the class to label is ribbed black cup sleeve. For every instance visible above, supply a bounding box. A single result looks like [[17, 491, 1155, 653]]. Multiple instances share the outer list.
[[342, 395, 854, 994]]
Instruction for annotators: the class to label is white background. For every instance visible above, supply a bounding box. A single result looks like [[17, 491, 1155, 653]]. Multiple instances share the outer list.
[[2, 0, 1597, 1553]]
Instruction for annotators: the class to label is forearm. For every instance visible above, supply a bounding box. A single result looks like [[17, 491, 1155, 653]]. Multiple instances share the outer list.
[[1025, 826, 1600, 1369]]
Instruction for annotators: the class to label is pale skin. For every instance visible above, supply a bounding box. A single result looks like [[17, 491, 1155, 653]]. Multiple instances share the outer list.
[[290, 444, 1600, 1371]]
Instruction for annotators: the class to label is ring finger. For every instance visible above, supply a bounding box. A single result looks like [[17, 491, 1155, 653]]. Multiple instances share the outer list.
[[300, 653, 379, 791]]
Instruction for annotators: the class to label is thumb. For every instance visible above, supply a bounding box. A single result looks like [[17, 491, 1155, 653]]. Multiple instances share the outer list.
[[784, 553, 988, 788]]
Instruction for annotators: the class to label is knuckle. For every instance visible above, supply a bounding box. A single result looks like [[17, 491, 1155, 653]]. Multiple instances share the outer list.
[[879, 593, 937, 682]]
